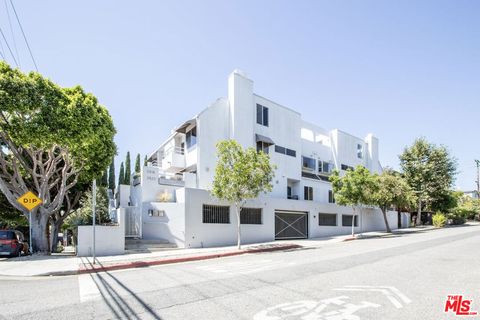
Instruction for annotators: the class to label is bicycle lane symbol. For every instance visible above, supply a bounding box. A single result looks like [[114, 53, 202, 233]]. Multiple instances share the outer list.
[[253, 295, 380, 320]]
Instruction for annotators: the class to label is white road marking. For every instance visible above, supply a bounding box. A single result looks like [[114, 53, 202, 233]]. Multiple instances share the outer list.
[[78, 274, 102, 302], [333, 285, 411, 309]]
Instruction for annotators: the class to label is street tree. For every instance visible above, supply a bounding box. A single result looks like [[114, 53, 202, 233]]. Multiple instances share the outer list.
[[0, 62, 116, 252], [119, 162, 125, 185], [100, 170, 108, 187], [371, 170, 414, 232], [144, 155, 148, 167], [125, 151, 131, 185], [211, 140, 275, 249], [330, 166, 376, 237], [399, 138, 457, 225], [135, 153, 141, 173], [108, 159, 115, 192]]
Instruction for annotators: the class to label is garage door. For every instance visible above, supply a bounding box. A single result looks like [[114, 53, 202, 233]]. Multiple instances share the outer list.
[[275, 210, 308, 240]]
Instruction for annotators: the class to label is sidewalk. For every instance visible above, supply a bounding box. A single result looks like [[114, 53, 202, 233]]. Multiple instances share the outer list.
[[0, 224, 451, 277]]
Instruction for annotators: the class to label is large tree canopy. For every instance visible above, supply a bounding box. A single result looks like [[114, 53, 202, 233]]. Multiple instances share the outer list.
[[0, 62, 116, 252], [399, 138, 457, 225]]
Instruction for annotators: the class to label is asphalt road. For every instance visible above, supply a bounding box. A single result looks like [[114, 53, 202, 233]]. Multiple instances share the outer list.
[[1, 225, 479, 320]]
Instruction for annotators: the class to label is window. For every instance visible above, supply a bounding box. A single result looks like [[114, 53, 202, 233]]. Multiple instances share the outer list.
[[275, 145, 296, 157], [148, 209, 165, 217], [256, 141, 270, 154], [328, 190, 335, 203], [302, 171, 330, 181], [341, 164, 354, 171], [302, 156, 316, 171], [319, 213, 337, 226], [275, 145, 285, 154], [318, 161, 332, 174], [286, 148, 296, 157], [203, 205, 230, 224], [342, 215, 358, 227], [256, 104, 269, 126], [186, 127, 197, 149], [304, 186, 313, 201], [240, 208, 262, 224], [357, 144, 363, 159]]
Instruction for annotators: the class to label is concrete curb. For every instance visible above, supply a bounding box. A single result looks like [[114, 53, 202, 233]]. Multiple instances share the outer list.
[[75, 244, 303, 275]]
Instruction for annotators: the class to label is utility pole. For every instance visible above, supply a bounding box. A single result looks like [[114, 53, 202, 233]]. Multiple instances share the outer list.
[[92, 179, 96, 264], [475, 159, 480, 199]]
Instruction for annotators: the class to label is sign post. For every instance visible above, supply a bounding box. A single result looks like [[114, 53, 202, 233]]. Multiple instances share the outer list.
[[92, 180, 96, 264], [16, 191, 43, 254]]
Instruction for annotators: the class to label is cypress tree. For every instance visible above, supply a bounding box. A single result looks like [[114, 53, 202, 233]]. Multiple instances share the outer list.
[[135, 153, 141, 173], [144, 155, 148, 166], [124, 152, 131, 185], [108, 159, 115, 192], [101, 169, 108, 187], [119, 162, 125, 185]]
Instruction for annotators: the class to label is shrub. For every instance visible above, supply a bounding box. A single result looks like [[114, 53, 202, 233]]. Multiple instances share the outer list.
[[432, 212, 447, 228], [447, 212, 466, 225]]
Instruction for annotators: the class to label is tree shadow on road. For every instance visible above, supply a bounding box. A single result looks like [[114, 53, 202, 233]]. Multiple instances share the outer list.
[[83, 258, 163, 319]]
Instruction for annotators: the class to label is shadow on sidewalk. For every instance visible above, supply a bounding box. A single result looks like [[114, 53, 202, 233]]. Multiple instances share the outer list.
[[83, 258, 163, 319]]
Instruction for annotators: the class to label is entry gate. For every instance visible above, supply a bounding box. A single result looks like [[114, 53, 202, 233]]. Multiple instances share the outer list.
[[275, 210, 308, 239], [125, 207, 141, 238]]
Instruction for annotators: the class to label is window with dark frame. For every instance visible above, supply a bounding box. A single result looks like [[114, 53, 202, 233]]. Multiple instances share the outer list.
[[202, 205, 230, 224], [357, 143, 363, 159], [256, 141, 270, 154], [275, 145, 296, 157], [319, 213, 337, 226], [304, 186, 313, 201], [342, 214, 358, 227], [341, 164, 354, 171], [302, 156, 315, 171], [328, 190, 335, 203], [240, 208, 262, 224], [256, 104, 269, 126], [186, 127, 197, 149]]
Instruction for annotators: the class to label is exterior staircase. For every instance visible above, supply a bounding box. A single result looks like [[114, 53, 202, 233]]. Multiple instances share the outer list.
[[125, 239, 178, 254]]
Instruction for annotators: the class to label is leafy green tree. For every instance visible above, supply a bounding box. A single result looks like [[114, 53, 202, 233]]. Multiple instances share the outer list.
[[399, 138, 457, 225], [371, 170, 414, 232], [125, 152, 131, 185], [330, 166, 376, 237], [211, 140, 275, 249], [119, 162, 125, 185], [134, 153, 141, 173], [108, 159, 115, 192], [144, 155, 148, 167], [0, 62, 116, 252], [0, 192, 27, 229]]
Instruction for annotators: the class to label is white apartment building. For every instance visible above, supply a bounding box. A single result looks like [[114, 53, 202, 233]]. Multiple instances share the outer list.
[[117, 70, 409, 248]]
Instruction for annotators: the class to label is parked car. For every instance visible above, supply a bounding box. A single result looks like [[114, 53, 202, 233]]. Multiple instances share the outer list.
[[0, 230, 29, 257]]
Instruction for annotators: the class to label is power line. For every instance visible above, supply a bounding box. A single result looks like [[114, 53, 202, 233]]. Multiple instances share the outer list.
[[8, 0, 37, 71], [4, 0, 20, 66], [0, 38, 6, 60], [0, 26, 18, 66]]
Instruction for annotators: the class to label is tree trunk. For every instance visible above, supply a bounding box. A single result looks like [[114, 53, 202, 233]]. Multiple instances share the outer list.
[[31, 210, 50, 253], [50, 219, 63, 253], [416, 197, 422, 226], [397, 208, 402, 229], [235, 204, 241, 250], [382, 207, 392, 233], [351, 207, 356, 237]]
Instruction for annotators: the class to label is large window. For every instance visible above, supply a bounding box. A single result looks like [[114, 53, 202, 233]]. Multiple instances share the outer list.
[[256, 141, 270, 154], [186, 127, 197, 149], [240, 208, 262, 224], [318, 161, 332, 174], [304, 186, 313, 201], [275, 145, 296, 157], [319, 213, 337, 226], [342, 215, 358, 227], [328, 190, 335, 203], [256, 104, 269, 126], [302, 156, 315, 171], [203, 205, 230, 224]]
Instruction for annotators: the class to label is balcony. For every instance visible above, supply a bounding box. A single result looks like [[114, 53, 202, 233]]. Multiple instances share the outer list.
[[161, 146, 185, 173]]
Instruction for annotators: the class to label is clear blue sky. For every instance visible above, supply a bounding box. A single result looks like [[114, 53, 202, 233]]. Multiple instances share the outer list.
[[2, 0, 479, 190]]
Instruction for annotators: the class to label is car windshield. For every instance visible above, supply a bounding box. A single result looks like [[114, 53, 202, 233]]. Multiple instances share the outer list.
[[0, 231, 15, 240]]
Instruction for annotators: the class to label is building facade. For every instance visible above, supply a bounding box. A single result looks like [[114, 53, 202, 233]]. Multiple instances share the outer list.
[[117, 70, 409, 248]]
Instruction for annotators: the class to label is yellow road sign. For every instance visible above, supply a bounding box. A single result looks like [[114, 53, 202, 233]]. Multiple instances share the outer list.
[[17, 191, 42, 211]]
